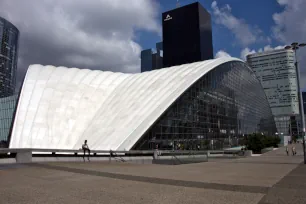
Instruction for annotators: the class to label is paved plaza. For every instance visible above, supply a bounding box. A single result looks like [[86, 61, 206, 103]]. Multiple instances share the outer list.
[[0, 145, 305, 204]]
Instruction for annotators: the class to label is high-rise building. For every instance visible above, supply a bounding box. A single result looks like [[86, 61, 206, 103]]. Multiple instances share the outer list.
[[0, 17, 19, 98], [162, 2, 213, 68], [141, 42, 163, 72], [247, 49, 301, 141]]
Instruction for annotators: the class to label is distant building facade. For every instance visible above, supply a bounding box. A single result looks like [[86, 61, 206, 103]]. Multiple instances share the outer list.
[[0, 94, 18, 147], [141, 42, 163, 72], [247, 49, 301, 140], [0, 17, 19, 98], [162, 2, 213, 68]]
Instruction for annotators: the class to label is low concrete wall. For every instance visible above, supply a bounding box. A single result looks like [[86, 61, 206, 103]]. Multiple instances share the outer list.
[[16, 151, 32, 163], [244, 150, 253, 156], [30, 156, 154, 164], [0, 149, 248, 164], [0, 158, 15, 164], [261, 147, 274, 154]]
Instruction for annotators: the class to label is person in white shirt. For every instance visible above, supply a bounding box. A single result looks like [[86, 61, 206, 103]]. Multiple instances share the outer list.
[[82, 140, 90, 161]]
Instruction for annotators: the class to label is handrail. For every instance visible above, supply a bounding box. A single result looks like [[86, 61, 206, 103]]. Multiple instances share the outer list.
[[111, 151, 126, 162], [0, 148, 155, 154], [0, 148, 242, 155]]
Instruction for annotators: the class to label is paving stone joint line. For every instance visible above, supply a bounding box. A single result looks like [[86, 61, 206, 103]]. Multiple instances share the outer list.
[[29, 163, 269, 194]]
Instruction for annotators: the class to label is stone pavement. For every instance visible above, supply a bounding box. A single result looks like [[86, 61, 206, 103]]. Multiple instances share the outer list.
[[0, 145, 305, 204]]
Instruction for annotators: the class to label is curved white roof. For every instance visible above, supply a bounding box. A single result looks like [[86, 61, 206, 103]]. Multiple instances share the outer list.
[[10, 57, 243, 150]]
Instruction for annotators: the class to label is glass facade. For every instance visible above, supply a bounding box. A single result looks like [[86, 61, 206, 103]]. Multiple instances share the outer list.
[[0, 94, 18, 147], [140, 49, 153, 72], [0, 17, 19, 98], [274, 115, 301, 143], [162, 2, 213, 68], [132, 61, 277, 150]]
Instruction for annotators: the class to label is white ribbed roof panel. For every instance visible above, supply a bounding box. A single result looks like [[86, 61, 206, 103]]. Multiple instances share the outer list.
[[9, 57, 243, 150]]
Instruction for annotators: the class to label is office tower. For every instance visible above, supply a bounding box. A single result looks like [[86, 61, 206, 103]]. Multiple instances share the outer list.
[[141, 42, 163, 72], [0, 17, 19, 98], [162, 2, 213, 68], [247, 49, 301, 141]]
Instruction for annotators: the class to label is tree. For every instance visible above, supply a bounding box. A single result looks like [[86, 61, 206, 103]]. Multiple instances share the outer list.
[[245, 134, 265, 154], [245, 133, 281, 153]]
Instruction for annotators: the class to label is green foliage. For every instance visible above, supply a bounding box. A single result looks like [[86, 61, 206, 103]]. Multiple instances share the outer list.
[[245, 134, 265, 154], [262, 136, 280, 148], [245, 133, 281, 153]]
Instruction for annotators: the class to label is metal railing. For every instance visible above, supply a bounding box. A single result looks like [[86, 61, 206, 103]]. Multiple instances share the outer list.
[[0, 148, 245, 164], [0, 148, 243, 155]]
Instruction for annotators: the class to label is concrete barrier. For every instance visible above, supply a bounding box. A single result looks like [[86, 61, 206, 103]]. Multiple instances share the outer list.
[[0, 148, 244, 164], [16, 150, 32, 163]]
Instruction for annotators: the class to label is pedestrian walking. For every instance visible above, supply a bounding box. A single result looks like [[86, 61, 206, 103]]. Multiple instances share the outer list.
[[286, 146, 289, 156], [291, 145, 296, 156], [293, 146, 296, 155]]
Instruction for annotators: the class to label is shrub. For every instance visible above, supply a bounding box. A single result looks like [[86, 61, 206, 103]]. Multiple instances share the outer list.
[[245, 134, 281, 153], [245, 134, 265, 154], [262, 136, 280, 148]]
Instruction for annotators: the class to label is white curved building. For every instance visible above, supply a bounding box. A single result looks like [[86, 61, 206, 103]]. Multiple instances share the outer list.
[[9, 58, 277, 150]]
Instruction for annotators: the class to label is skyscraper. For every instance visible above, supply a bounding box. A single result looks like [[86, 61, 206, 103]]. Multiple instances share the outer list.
[[140, 42, 163, 72], [162, 2, 213, 68], [247, 49, 301, 141], [0, 17, 19, 98]]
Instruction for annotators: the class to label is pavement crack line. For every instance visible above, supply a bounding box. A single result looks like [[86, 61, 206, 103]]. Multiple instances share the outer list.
[[257, 163, 305, 204], [29, 163, 269, 194]]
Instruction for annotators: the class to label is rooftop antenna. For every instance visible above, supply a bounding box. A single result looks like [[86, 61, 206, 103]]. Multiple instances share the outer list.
[[176, 0, 180, 8]]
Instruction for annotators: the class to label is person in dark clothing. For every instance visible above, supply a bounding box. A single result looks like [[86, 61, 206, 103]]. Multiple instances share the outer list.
[[82, 140, 90, 161]]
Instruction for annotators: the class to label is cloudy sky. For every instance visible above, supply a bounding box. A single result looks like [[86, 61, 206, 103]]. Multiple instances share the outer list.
[[0, 0, 306, 90]]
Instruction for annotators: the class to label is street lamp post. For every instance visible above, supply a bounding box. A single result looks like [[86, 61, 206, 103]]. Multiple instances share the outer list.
[[285, 42, 306, 164]]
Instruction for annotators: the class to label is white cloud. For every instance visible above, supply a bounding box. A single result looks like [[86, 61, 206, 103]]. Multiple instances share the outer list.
[[272, 0, 306, 90], [211, 1, 268, 46], [240, 48, 256, 61], [258, 45, 285, 53], [215, 50, 231, 58], [240, 45, 285, 61], [0, 0, 161, 90]]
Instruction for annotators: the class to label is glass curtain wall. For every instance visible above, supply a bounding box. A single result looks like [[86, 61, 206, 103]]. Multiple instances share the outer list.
[[0, 17, 19, 98], [0, 94, 18, 147], [132, 61, 277, 150]]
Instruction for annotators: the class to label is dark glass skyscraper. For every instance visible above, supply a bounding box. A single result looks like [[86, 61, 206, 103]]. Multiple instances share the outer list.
[[0, 17, 19, 98], [141, 42, 163, 72], [162, 2, 213, 68]]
